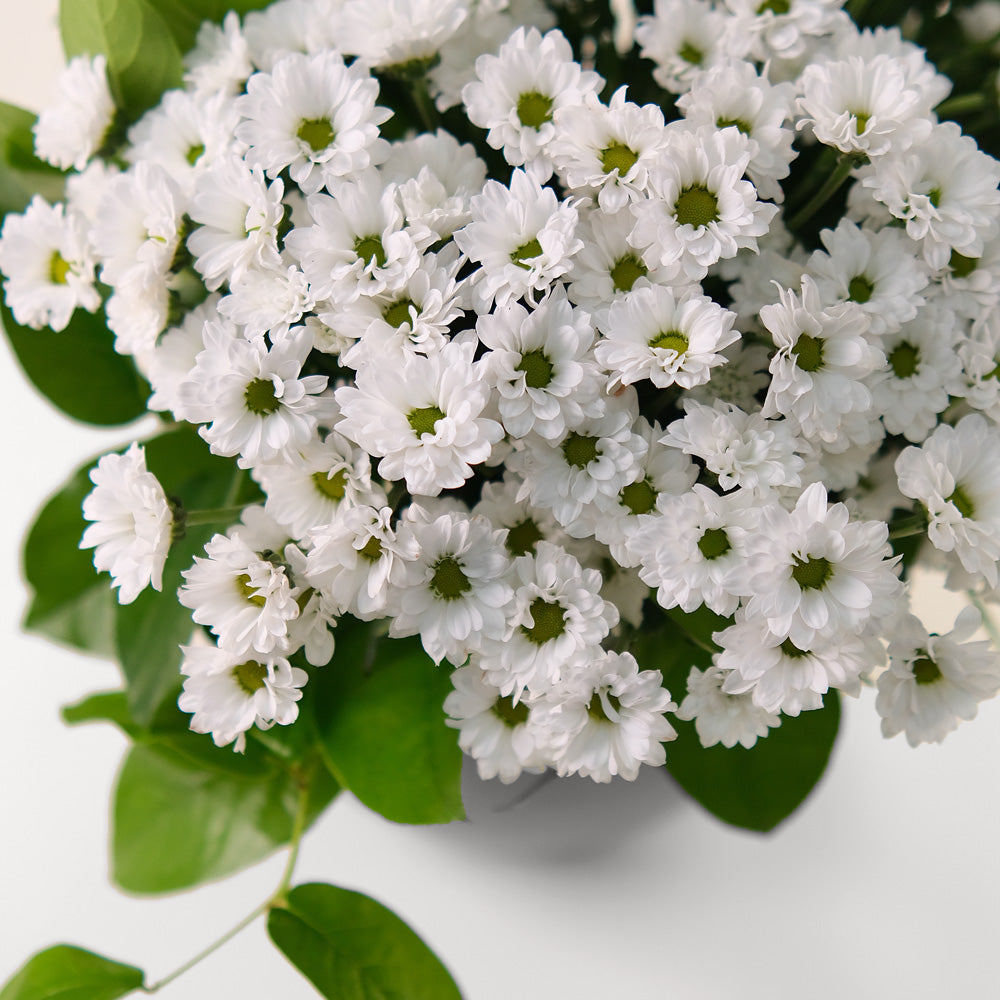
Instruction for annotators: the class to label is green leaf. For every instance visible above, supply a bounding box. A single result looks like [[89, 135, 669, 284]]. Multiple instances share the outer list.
[[112, 741, 338, 894], [113, 425, 245, 727], [313, 619, 464, 825], [666, 694, 842, 833], [22, 463, 116, 658], [0, 944, 143, 1000], [268, 883, 462, 1000], [148, 0, 275, 54], [59, 0, 184, 122], [1, 300, 149, 426], [0, 102, 65, 217]]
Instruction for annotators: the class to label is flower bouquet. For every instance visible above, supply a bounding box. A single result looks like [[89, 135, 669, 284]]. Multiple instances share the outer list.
[[2, 0, 1000, 996]]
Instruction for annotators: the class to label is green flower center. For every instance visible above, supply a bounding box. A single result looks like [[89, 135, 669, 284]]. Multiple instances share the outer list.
[[888, 341, 919, 379], [697, 527, 731, 560], [620, 478, 657, 516], [492, 695, 530, 727], [49, 251, 71, 285], [562, 432, 599, 469], [649, 330, 689, 355], [947, 484, 976, 519], [408, 405, 445, 437], [244, 377, 282, 415], [609, 253, 647, 293], [949, 250, 979, 278], [587, 689, 623, 722], [791, 555, 832, 590], [355, 234, 387, 268], [674, 184, 719, 228], [757, 0, 790, 12], [383, 297, 416, 328], [848, 274, 874, 303], [716, 117, 752, 136], [928, 187, 942, 208], [507, 517, 544, 556], [516, 91, 553, 130], [912, 654, 942, 685], [358, 535, 383, 562], [186, 143, 205, 166], [429, 556, 470, 601], [600, 142, 638, 177], [297, 117, 336, 152], [678, 41, 703, 65], [312, 468, 348, 500], [852, 110, 870, 133], [236, 573, 267, 607], [521, 597, 566, 645], [510, 237, 543, 270], [794, 334, 824, 373], [516, 349, 554, 389], [779, 638, 810, 659], [232, 659, 267, 695]]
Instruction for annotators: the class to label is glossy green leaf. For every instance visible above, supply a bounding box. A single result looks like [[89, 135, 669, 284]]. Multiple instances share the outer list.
[[21, 463, 116, 658], [0, 944, 143, 1000], [112, 741, 338, 894], [666, 694, 842, 833], [59, 0, 184, 122], [313, 618, 464, 825], [113, 425, 246, 727], [268, 883, 462, 1000], [0, 102, 65, 217], [1, 301, 148, 426], [148, 0, 275, 53]]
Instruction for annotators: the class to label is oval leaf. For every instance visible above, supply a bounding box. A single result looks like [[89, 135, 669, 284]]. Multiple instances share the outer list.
[[0, 102, 65, 217], [59, 0, 183, 122], [666, 694, 842, 833], [313, 618, 464, 825], [268, 883, 462, 1000], [1, 301, 148, 426], [0, 945, 143, 1000], [149, 0, 275, 53]]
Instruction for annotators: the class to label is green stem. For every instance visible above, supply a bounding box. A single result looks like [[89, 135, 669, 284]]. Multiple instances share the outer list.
[[786, 153, 860, 231], [411, 82, 437, 133], [184, 504, 248, 527], [968, 592, 1000, 649], [887, 514, 928, 541], [935, 92, 989, 119]]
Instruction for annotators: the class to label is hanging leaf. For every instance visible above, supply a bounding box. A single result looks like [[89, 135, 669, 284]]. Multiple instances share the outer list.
[[1, 301, 149, 426], [666, 694, 842, 833], [0, 102, 65, 217], [59, 0, 184, 122], [312, 618, 464, 825], [0, 945, 143, 1000], [268, 883, 462, 1000], [148, 0, 275, 54]]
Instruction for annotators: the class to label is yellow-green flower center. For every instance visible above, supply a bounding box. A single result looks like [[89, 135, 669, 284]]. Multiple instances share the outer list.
[[912, 654, 942, 685], [408, 404, 446, 437], [674, 184, 719, 228], [430, 556, 470, 600], [506, 518, 543, 556], [355, 234, 387, 268], [236, 573, 267, 607], [297, 117, 336, 152], [697, 527, 731, 560], [359, 535, 383, 562], [716, 117, 752, 136], [757, 0, 790, 12], [49, 251, 71, 285], [516, 91, 553, 129], [794, 334, 824, 373], [888, 341, 919, 379], [510, 237, 543, 270], [232, 659, 268, 695], [678, 41, 703, 65], [516, 349, 554, 389], [492, 695, 530, 727], [521, 597, 566, 645], [791, 555, 832, 590], [649, 330, 689, 355], [186, 143, 205, 166], [312, 468, 348, 500], [562, 432, 599, 469], [949, 250, 979, 278], [383, 297, 416, 328], [848, 275, 874, 303], [587, 689, 623, 722], [244, 377, 282, 415], [600, 142, 638, 177], [609, 254, 647, 293], [620, 478, 657, 516], [947, 484, 976, 519]]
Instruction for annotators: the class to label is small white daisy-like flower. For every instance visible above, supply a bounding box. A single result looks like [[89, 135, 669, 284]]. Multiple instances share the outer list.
[[877, 607, 1000, 746], [595, 283, 740, 391], [242, 0, 342, 69], [454, 167, 583, 313], [674, 664, 781, 749], [178, 638, 308, 753], [80, 443, 174, 606], [183, 11, 254, 100], [895, 414, 1000, 586], [33, 54, 114, 171], [218, 263, 315, 341], [0, 197, 100, 332], [723, 0, 847, 68], [237, 51, 391, 195]]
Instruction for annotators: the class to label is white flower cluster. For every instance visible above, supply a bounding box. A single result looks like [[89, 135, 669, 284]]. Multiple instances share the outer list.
[[15, 0, 1000, 768]]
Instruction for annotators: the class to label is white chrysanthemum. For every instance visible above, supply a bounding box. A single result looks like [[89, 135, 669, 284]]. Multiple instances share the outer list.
[[796, 54, 933, 157], [335, 337, 503, 497], [629, 124, 778, 283], [242, 0, 344, 69], [477, 289, 602, 441], [676, 60, 797, 202], [181, 320, 335, 467], [723, 0, 847, 68], [959, 309, 1000, 424], [33, 54, 114, 171], [895, 414, 1000, 586], [237, 51, 390, 195], [453, 167, 582, 313], [477, 541, 619, 699], [179, 531, 300, 656], [183, 11, 254, 100], [0, 197, 100, 332], [217, 262, 314, 341], [675, 664, 781, 749], [596, 283, 740, 391], [717, 616, 880, 715], [535, 650, 677, 782], [548, 86, 669, 213], [877, 607, 1000, 746], [444, 664, 553, 783], [686, 340, 773, 412], [462, 26, 603, 177], [741, 482, 903, 648], [661, 398, 803, 496], [179, 639, 307, 753], [390, 509, 514, 665], [80, 443, 173, 605]]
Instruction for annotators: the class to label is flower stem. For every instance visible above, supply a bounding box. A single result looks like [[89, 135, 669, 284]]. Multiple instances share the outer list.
[[936, 92, 990, 120], [184, 504, 248, 527], [968, 592, 1000, 649], [887, 514, 927, 540], [786, 153, 860, 231]]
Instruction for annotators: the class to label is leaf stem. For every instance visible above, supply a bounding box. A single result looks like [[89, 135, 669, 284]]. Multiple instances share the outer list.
[[967, 591, 1000, 649], [936, 92, 989, 119], [184, 505, 248, 527], [887, 514, 927, 541], [786, 153, 861, 231]]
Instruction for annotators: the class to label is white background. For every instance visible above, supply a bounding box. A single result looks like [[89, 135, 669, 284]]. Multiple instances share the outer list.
[[1, 4, 999, 998]]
